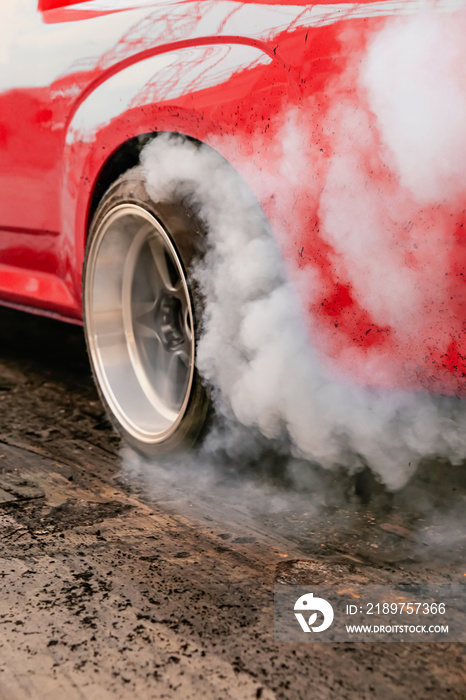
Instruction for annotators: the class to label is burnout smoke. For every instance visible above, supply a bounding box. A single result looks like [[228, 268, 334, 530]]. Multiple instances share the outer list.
[[140, 9, 466, 490]]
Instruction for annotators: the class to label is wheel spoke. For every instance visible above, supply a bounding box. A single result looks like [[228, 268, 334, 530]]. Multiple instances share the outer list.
[[132, 260, 157, 305], [149, 236, 180, 293], [132, 300, 158, 339], [134, 336, 180, 421], [174, 342, 191, 368], [132, 300, 156, 319], [159, 349, 186, 406], [133, 320, 158, 340]]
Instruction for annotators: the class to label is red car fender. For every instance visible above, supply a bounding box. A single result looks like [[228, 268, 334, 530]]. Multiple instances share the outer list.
[[61, 41, 297, 305]]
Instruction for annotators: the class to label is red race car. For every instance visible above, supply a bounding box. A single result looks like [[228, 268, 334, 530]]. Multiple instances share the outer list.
[[1, 0, 466, 459]]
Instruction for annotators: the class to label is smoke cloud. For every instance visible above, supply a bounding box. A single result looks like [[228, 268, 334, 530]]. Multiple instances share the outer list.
[[140, 8, 466, 490]]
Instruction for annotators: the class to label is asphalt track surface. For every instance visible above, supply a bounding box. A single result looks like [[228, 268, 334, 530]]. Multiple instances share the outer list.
[[0, 306, 464, 699]]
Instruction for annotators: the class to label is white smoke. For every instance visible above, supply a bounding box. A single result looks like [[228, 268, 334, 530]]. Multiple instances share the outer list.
[[362, 10, 466, 203], [140, 9, 466, 491]]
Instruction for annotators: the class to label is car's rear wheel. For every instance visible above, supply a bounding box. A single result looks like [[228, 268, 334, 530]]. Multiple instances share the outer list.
[[83, 168, 209, 456]]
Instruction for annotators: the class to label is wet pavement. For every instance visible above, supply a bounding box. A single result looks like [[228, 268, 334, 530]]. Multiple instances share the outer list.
[[0, 306, 464, 699]]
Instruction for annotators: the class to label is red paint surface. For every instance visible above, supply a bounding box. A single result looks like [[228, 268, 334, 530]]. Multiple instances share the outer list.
[[1, 2, 466, 396], [39, 0, 89, 8]]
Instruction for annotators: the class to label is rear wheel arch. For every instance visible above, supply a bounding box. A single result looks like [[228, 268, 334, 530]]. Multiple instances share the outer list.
[[86, 133, 155, 237], [82, 131, 273, 456]]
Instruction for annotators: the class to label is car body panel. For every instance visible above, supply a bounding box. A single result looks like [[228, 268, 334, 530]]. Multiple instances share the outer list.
[[1, 0, 466, 394]]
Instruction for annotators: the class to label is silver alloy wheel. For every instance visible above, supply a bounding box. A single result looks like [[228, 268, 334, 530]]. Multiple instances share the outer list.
[[85, 203, 195, 444]]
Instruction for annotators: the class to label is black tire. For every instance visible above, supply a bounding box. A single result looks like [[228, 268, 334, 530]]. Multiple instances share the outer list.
[[83, 167, 210, 457]]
